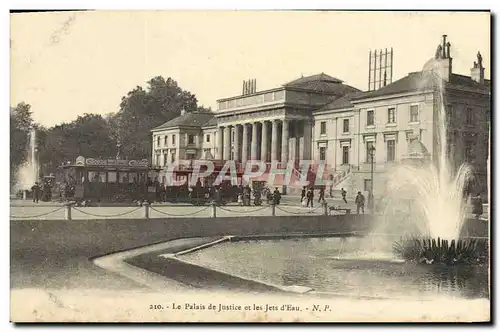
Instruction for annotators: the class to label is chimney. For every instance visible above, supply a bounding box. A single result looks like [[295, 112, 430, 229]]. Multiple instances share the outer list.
[[436, 34, 453, 81], [471, 51, 485, 84]]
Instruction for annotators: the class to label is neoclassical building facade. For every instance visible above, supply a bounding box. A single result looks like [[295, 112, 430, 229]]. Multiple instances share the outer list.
[[151, 36, 490, 197]]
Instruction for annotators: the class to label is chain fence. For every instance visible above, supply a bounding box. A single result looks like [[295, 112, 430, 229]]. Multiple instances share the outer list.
[[72, 206, 143, 218], [10, 206, 65, 219], [217, 205, 270, 214], [275, 205, 324, 215], [149, 205, 211, 217]]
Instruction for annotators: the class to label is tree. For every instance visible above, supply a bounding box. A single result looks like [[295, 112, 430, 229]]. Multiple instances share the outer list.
[[113, 76, 202, 160], [38, 114, 116, 173]]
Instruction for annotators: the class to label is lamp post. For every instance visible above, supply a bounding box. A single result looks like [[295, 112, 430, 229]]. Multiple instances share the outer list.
[[369, 145, 376, 212]]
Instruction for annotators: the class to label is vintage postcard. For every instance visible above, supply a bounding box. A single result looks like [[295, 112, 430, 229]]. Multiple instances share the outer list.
[[9, 10, 491, 323]]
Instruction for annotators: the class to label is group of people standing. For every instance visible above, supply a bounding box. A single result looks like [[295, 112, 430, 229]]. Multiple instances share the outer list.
[[30, 181, 53, 203], [237, 186, 282, 206], [299, 186, 367, 214]]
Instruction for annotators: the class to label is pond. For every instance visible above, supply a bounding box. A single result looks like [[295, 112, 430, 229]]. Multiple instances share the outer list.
[[179, 236, 489, 300]]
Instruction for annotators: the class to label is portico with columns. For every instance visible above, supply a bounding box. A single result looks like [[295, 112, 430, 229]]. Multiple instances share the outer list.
[[215, 114, 313, 165]]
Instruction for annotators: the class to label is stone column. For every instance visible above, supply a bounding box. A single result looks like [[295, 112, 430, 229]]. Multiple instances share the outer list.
[[271, 120, 279, 162], [261, 121, 269, 162], [281, 119, 289, 163], [223, 126, 231, 160], [234, 125, 241, 161], [251, 122, 259, 160], [242, 124, 249, 164], [303, 119, 313, 160], [216, 126, 223, 159]]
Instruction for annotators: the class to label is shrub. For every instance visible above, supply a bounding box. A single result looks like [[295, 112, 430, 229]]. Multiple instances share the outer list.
[[392, 236, 488, 265]]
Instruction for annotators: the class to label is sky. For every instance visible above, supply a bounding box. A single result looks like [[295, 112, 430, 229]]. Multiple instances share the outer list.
[[10, 11, 491, 127]]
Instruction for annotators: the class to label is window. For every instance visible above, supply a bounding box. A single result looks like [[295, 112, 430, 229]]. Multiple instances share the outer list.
[[343, 119, 349, 133], [410, 105, 419, 122], [171, 152, 176, 163], [466, 108, 473, 125], [319, 147, 326, 161], [342, 146, 349, 165], [163, 153, 168, 166], [107, 172, 117, 183], [446, 105, 452, 119], [156, 136, 160, 147], [320, 121, 326, 135], [118, 172, 129, 183], [206, 134, 211, 143], [367, 110, 374, 126], [465, 141, 475, 162], [188, 135, 195, 144], [386, 140, 396, 162], [172, 135, 176, 145], [156, 154, 161, 166], [164, 136, 168, 146], [387, 108, 396, 123], [366, 141, 375, 163], [128, 173, 138, 184], [364, 179, 372, 192]]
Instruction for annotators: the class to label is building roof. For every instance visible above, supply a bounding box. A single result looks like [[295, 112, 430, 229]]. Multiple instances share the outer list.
[[151, 111, 215, 131], [284, 73, 360, 96], [202, 116, 218, 128], [353, 71, 490, 101], [317, 91, 368, 111]]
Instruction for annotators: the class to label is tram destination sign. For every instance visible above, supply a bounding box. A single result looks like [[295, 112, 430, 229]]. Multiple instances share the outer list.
[[76, 156, 149, 168]]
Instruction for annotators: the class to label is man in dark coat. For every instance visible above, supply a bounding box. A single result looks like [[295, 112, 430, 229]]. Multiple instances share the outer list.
[[341, 188, 348, 204], [355, 191, 365, 214], [472, 193, 484, 219], [31, 182, 40, 203], [273, 188, 281, 205], [318, 187, 326, 203], [306, 187, 314, 208]]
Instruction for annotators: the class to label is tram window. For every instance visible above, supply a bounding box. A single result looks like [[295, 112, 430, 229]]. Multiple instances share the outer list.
[[89, 172, 106, 182], [118, 172, 129, 183], [129, 173, 138, 183], [108, 172, 117, 183], [89, 171, 98, 182]]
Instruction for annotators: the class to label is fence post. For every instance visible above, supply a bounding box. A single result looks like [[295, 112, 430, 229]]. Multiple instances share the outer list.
[[271, 203, 276, 216], [143, 202, 150, 219], [64, 202, 72, 220], [322, 202, 328, 216], [211, 202, 217, 218]]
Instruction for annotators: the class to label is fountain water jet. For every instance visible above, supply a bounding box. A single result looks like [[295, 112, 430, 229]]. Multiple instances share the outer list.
[[14, 126, 39, 193], [378, 57, 473, 243]]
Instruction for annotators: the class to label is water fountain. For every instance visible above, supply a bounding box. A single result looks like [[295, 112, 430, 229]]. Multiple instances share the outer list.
[[15, 126, 39, 197], [373, 56, 488, 264]]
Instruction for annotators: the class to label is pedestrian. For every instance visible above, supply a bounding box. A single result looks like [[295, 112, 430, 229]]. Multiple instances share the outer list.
[[31, 182, 40, 203], [472, 193, 483, 219], [237, 192, 243, 206], [355, 191, 365, 214], [306, 187, 314, 208], [254, 189, 262, 206], [300, 186, 306, 204], [341, 188, 348, 204], [318, 187, 325, 203], [273, 188, 281, 205]]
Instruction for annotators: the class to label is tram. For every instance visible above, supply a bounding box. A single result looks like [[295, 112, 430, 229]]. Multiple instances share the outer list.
[[57, 156, 160, 203]]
